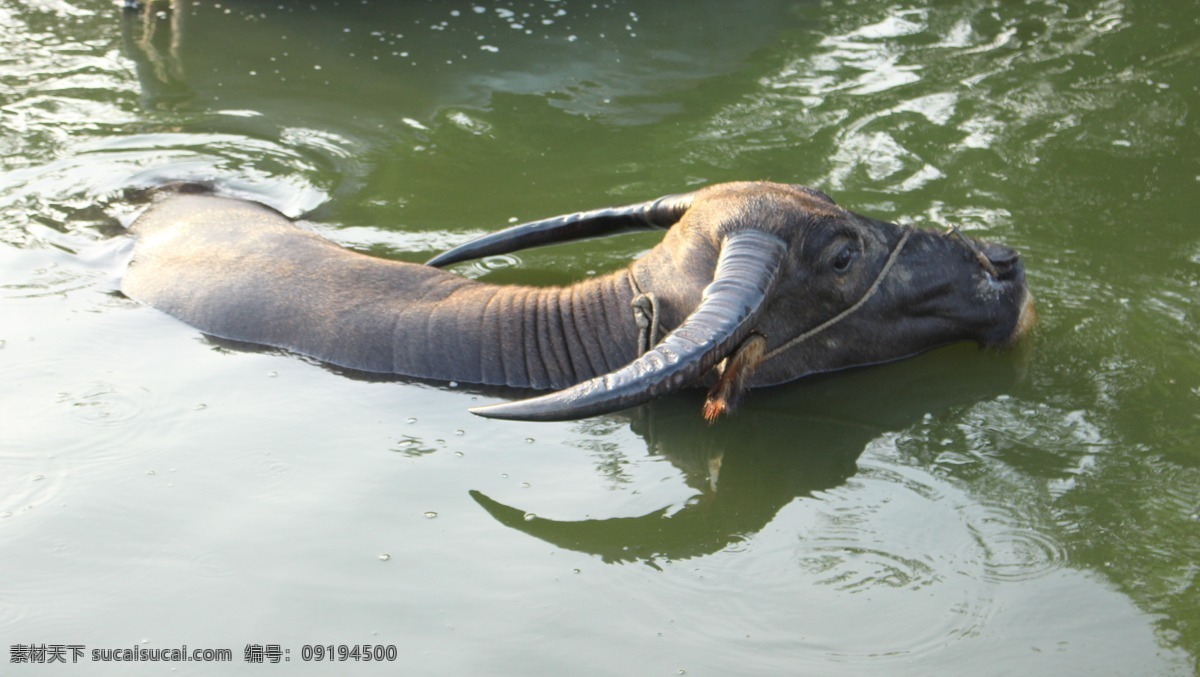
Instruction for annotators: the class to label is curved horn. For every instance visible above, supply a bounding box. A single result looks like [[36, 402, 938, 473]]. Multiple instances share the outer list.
[[470, 229, 787, 421], [425, 192, 694, 267]]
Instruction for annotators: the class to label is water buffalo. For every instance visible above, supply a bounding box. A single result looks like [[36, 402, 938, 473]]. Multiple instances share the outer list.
[[121, 182, 1035, 421]]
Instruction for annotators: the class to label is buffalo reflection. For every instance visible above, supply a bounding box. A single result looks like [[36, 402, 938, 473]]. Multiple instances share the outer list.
[[471, 345, 1026, 565]]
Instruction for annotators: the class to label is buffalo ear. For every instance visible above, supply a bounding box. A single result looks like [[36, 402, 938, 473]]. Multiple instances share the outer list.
[[469, 229, 786, 421], [425, 192, 694, 267]]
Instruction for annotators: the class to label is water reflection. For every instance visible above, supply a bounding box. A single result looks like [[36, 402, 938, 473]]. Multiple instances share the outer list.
[[472, 347, 1023, 565], [118, 0, 804, 126], [120, 2, 192, 110]]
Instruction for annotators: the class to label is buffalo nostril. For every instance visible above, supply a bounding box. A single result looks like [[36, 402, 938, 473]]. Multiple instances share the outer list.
[[981, 243, 1020, 279]]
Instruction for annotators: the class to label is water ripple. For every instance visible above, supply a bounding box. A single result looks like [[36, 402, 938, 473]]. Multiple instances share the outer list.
[[962, 503, 1069, 583], [2, 349, 167, 479], [55, 380, 150, 429], [0, 245, 98, 299], [461, 254, 523, 280], [656, 443, 1074, 665], [0, 455, 66, 529], [798, 545, 939, 592]]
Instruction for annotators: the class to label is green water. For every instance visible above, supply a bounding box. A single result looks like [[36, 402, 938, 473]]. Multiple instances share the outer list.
[[1, 0, 1197, 674]]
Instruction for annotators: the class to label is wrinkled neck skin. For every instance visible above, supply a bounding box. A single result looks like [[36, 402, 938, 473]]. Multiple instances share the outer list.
[[389, 270, 643, 390]]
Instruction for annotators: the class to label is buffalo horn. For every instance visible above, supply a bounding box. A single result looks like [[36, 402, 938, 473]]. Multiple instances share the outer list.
[[425, 192, 694, 267], [469, 229, 787, 421]]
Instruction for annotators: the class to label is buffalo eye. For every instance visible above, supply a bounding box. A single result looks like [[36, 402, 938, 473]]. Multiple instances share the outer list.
[[832, 243, 859, 273]]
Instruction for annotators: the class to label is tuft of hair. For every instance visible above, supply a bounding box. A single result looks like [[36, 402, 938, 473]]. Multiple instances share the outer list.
[[703, 333, 767, 424]]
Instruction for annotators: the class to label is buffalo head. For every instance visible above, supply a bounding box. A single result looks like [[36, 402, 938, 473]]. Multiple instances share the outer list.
[[429, 181, 1035, 421]]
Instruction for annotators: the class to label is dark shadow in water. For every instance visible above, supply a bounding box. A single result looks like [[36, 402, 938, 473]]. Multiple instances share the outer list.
[[472, 346, 1025, 565], [117, 0, 807, 125]]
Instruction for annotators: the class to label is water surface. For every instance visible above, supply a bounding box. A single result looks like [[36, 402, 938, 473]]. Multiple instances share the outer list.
[[1, 0, 1197, 674]]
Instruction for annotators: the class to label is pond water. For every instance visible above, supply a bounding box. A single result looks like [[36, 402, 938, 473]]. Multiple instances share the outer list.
[[2, 0, 1197, 674]]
